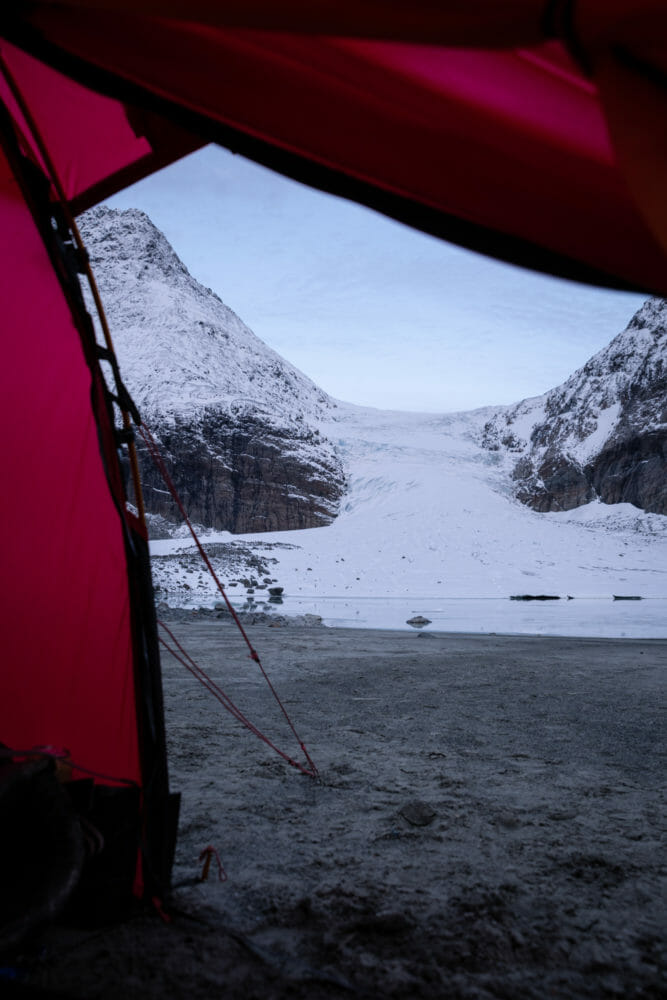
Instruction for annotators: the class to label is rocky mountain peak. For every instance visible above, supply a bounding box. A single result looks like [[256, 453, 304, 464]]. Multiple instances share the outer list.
[[482, 298, 667, 514], [78, 206, 333, 426], [78, 206, 345, 533], [81, 205, 194, 287]]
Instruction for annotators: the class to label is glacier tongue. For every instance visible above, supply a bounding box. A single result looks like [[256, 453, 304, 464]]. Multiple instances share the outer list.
[[150, 399, 667, 632]]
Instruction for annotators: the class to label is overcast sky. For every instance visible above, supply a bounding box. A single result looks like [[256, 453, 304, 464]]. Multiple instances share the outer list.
[[106, 145, 645, 413]]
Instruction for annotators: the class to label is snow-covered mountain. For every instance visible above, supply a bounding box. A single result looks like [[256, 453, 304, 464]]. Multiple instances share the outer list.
[[79, 206, 667, 632], [482, 298, 667, 514], [78, 206, 345, 532]]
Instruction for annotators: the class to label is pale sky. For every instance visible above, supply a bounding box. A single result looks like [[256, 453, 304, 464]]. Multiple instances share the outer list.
[[106, 145, 645, 413]]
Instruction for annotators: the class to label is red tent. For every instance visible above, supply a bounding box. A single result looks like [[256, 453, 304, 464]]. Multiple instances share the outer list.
[[2, 2, 667, 928]]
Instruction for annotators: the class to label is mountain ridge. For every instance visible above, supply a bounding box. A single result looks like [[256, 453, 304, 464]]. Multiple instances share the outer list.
[[79, 206, 346, 532], [80, 206, 667, 536], [482, 297, 667, 514]]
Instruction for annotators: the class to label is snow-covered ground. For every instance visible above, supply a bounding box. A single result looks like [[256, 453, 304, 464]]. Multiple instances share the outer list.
[[150, 401, 667, 637]]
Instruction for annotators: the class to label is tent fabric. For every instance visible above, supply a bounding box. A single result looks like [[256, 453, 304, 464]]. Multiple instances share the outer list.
[[0, 108, 177, 902], [8, 0, 667, 50], [2, 3, 667, 291], [2, 0, 667, 914], [0, 139, 140, 786], [0, 42, 201, 212]]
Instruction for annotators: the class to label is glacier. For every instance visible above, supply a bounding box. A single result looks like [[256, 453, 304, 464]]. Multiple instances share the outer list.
[[151, 402, 667, 636], [77, 206, 667, 636]]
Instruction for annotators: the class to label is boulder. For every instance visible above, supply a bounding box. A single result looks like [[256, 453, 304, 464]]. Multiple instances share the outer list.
[[406, 615, 431, 628]]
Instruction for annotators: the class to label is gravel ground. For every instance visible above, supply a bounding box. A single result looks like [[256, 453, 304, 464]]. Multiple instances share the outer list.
[[23, 623, 667, 998]]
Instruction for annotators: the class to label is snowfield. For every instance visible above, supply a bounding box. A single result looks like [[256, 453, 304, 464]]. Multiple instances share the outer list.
[[150, 401, 667, 637]]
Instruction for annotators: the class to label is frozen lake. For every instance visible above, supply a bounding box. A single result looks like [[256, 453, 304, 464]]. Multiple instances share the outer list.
[[228, 594, 667, 638]]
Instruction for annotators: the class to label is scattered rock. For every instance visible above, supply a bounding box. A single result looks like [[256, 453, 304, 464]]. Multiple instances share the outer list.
[[399, 800, 437, 827], [510, 594, 560, 601], [494, 810, 522, 829], [157, 605, 324, 627], [406, 616, 431, 628]]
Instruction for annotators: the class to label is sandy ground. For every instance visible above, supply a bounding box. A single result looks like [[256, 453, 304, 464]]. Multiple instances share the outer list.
[[23, 622, 667, 998]]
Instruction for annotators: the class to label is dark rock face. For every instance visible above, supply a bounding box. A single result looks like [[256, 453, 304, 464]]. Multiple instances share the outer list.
[[515, 455, 595, 513], [589, 432, 667, 512], [483, 297, 667, 515], [137, 411, 344, 533], [512, 431, 667, 517]]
